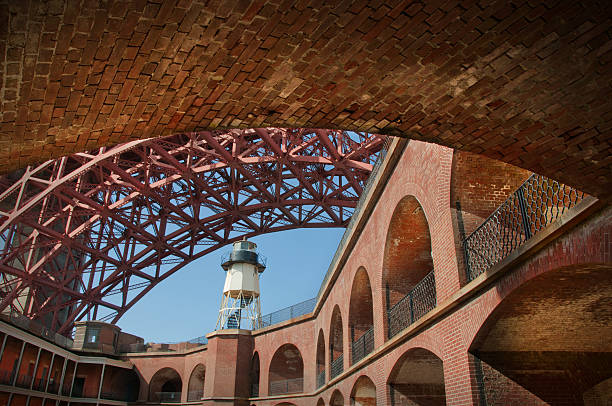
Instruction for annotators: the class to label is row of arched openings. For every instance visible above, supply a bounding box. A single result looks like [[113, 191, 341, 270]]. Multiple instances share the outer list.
[[256, 195, 440, 399]]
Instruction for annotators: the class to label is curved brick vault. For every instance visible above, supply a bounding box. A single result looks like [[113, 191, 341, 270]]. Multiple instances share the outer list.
[[0, 1, 611, 198]]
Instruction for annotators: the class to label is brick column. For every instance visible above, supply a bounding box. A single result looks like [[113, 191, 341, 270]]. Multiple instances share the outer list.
[[202, 329, 253, 406]]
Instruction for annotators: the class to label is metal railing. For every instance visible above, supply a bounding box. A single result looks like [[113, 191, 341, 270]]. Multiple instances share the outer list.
[[187, 389, 203, 401], [462, 174, 585, 282], [268, 378, 303, 395], [259, 297, 316, 328], [0, 310, 74, 349], [155, 391, 182, 402], [387, 270, 436, 338], [330, 354, 343, 379], [316, 370, 325, 388], [186, 335, 208, 345], [351, 327, 374, 364]]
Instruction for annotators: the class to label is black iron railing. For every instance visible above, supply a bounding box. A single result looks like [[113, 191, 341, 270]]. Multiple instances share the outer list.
[[187, 389, 203, 401], [316, 370, 325, 388], [259, 297, 316, 328], [462, 174, 585, 282], [387, 270, 436, 338], [330, 354, 343, 379], [351, 327, 374, 364], [269, 378, 303, 395]]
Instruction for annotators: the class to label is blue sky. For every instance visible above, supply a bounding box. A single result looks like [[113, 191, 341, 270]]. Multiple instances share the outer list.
[[116, 227, 344, 343]]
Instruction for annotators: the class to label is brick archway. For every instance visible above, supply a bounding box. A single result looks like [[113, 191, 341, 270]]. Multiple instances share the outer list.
[[382, 195, 435, 339], [387, 347, 446, 405], [268, 343, 304, 396], [330, 389, 345, 406], [469, 263, 612, 404], [350, 375, 376, 406], [348, 267, 374, 365], [329, 304, 344, 379], [1, 2, 610, 200], [148, 367, 182, 403]]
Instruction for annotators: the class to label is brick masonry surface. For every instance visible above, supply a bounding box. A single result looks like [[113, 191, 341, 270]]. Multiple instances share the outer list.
[[0, 1, 611, 199], [123, 140, 611, 405]]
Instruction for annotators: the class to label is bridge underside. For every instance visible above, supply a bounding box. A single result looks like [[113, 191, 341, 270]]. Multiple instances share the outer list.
[[0, 1, 610, 199], [0, 128, 384, 334]]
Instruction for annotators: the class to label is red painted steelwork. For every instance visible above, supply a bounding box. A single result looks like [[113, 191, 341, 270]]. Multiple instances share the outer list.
[[0, 128, 385, 335]]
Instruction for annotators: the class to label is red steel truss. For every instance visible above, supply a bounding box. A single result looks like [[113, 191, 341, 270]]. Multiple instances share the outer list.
[[0, 128, 385, 335]]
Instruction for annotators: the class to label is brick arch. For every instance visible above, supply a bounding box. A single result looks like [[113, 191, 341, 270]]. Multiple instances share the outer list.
[[317, 398, 325, 406], [329, 304, 344, 377], [350, 374, 376, 406], [348, 266, 374, 365], [186, 363, 205, 401], [462, 206, 612, 350], [330, 389, 345, 406], [382, 194, 434, 339], [469, 263, 612, 404], [250, 352, 260, 397], [316, 329, 325, 384], [268, 343, 304, 395], [1, 2, 610, 200], [387, 347, 446, 405], [148, 367, 183, 402]]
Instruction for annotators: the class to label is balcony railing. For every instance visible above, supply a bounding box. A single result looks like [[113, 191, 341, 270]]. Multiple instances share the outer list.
[[351, 327, 374, 365], [316, 370, 325, 388], [259, 297, 316, 328], [269, 378, 303, 395], [387, 270, 436, 338], [330, 354, 343, 379], [187, 389, 203, 401], [155, 391, 181, 402], [462, 174, 585, 282]]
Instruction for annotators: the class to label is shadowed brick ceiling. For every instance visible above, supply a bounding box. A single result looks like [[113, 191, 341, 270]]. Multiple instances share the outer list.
[[0, 1, 610, 197]]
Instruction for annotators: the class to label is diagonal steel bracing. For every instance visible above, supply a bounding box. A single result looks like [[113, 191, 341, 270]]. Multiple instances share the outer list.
[[0, 128, 385, 335]]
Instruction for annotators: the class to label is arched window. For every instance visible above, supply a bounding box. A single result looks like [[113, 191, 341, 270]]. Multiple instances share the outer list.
[[149, 367, 182, 402], [316, 330, 325, 388], [329, 305, 343, 379], [387, 348, 445, 405], [350, 375, 376, 406], [348, 267, 374, 365], [382, 195, 435, 339], [268, 344, 304, 395], [187, 364, 205, 401]]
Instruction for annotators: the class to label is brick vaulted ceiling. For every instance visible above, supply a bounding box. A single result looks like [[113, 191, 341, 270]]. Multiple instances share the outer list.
[[0, 1, 610, 198]]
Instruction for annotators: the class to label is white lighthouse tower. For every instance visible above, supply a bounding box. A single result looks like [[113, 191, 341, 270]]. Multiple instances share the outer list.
[[216, 239, 266, 330]]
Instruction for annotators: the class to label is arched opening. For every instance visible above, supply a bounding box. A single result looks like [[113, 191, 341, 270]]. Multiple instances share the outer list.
[[187, 364, 205, 401], [382, 195, 435, 339], [470, 264, 612, 405], [351, 375, 376, 405], [149, 367, 182, 402], [387, 347, 445, 405], [316, 329, 326, 388], [250, 352, 260, 397], [317, 398, 326, 406], [330, 389, 345, 406], [100, 366, 140, 402], [268, 344, 304, 395], [349, 267, 374, 365], [329, 305, 344, 379]]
